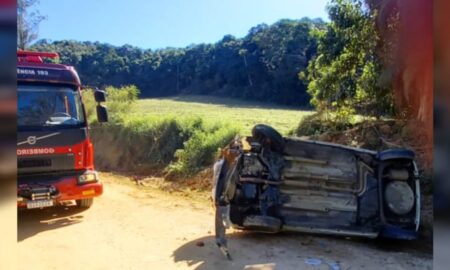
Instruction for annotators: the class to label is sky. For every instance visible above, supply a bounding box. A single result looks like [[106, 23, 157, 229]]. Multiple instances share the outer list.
[[35, 0, 329, 50]]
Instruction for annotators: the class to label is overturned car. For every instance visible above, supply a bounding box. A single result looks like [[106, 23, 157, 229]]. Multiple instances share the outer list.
[[212, 125, 420, 259]]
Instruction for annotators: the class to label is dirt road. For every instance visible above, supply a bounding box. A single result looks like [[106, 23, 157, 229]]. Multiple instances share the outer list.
[[18, 172, 432, 270]]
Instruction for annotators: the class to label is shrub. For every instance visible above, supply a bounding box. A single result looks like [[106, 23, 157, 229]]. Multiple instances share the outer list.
[[294, 112, 355, 136], [167, 123, 239, 177], [82, 85, 139, 123]]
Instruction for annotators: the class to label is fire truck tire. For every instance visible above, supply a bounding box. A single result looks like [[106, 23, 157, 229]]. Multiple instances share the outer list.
[[76, 198, 94, 208]]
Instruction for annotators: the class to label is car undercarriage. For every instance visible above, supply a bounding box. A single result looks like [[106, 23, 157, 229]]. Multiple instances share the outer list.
[[212, 125, 420, 259]]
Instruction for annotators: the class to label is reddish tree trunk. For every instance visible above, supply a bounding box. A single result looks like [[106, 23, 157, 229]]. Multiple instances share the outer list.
[[375, 0, 433, 169]]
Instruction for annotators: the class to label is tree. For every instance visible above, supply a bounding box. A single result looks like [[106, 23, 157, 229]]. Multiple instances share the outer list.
[[17, 0, 46, 50], [303, 0, 393, 116], [30, 18, 325, 106]]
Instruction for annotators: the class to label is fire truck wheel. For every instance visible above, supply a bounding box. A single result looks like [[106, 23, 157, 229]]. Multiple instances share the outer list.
[[76, 198, 94, 208]]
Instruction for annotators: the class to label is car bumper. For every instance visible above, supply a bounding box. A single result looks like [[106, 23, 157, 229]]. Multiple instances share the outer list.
[[380, 225, 418, 240]]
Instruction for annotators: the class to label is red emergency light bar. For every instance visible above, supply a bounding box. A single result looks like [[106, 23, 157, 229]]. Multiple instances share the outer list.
[[17, 50, 59, 63]]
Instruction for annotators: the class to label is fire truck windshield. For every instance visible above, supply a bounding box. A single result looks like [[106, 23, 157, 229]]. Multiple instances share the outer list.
[[18, 84, 86, 130]]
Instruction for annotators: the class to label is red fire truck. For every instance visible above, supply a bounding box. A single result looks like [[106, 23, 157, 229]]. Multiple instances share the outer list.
[[17, 51, 107, 209]]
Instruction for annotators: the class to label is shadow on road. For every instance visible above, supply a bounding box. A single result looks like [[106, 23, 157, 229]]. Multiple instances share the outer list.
[[18, 206, 86, 242], [172, 232, 273, 270], [172, 231, 432, 270], [172, 232, 344, 270]]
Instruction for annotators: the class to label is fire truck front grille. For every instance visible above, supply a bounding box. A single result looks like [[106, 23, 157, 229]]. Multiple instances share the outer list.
[[18, 158, 52, 168]]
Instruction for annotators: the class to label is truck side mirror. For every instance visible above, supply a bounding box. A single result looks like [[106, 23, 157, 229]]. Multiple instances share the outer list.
[[96, 105, 108, 123], [94, 90, 107, 102]]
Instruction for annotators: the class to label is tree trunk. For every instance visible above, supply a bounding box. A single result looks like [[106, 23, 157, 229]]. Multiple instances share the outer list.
[[242, 54, 253, 87]]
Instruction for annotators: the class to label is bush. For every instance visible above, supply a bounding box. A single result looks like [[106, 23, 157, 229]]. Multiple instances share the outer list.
[[82, 85, 139, 123], [167, 123, 239, 177], [91, 115, 239, 176], [294, 112, 356, 136]]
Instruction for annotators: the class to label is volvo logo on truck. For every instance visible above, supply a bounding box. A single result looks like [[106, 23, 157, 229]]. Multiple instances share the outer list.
[[17, 51, 108, 210], [17, 132, 61, 146], [27, 136, 36, 145]]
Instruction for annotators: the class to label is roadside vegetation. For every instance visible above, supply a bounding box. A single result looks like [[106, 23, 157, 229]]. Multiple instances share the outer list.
[[295, 1, 429, 173], [84, 86, 236, 177], [84, 86, 311, 178]]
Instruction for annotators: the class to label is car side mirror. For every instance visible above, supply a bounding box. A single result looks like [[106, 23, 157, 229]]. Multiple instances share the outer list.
[[96, 105, 108, 123], [94, 90, 107, 103]]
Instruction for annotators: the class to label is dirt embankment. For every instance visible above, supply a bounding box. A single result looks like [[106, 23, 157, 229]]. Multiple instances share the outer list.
[[18, 172, 432, 270]]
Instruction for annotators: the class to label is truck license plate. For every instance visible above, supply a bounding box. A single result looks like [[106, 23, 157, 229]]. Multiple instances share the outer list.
[[27, 199, 54, 209]]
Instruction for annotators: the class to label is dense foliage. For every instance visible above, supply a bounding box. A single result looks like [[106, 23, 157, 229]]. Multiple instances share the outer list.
[[301, 0, 393, 116], [31, 18, 324, 106]]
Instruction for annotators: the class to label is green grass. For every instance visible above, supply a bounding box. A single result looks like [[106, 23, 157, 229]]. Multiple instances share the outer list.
[[134, 95, 314, 136], [85, 88, 313, 177]]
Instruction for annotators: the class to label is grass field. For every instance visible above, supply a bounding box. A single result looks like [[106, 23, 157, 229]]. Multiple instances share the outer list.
[[134, 95, 313, 135], [87, 89, 314, 176]]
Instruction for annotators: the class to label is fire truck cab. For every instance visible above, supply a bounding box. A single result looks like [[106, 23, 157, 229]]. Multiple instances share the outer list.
[[17, 51, 107, 209]]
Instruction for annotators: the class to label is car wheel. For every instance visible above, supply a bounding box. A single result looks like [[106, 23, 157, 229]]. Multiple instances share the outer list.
[[251, 124, 285, 153], [76, 198, 93, 208]]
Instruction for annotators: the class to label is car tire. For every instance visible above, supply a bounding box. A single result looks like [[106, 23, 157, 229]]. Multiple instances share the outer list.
[[251, 124, 285, 153], [76, 198, 93, 208]]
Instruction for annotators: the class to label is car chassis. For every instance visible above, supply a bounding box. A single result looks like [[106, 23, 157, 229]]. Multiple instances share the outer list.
[[212, 125, 420, 259]]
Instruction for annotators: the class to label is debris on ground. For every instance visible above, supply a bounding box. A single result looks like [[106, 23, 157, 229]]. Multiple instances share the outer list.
[[304, 258, 322, 266], [195, 241, 205, 247], [304, 257, 342, 270]]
